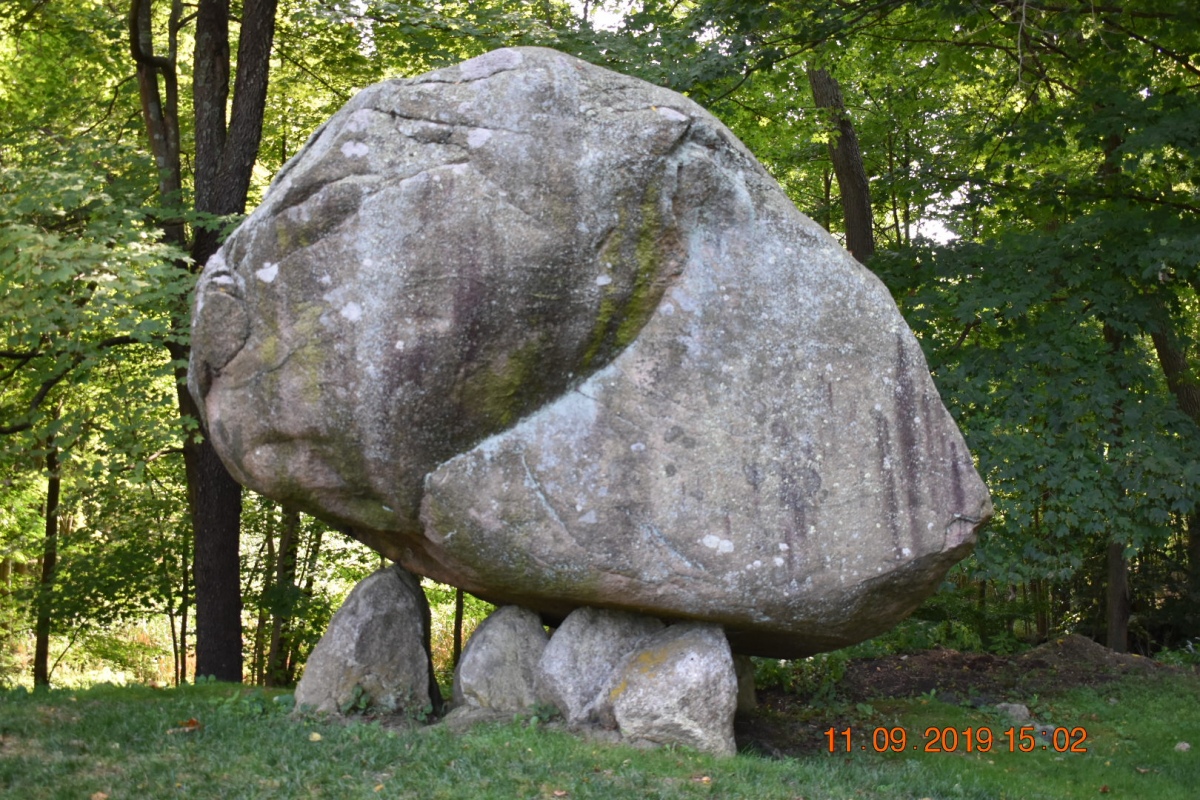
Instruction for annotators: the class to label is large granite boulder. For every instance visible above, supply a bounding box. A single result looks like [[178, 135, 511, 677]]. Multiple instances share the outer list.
[[189, 46, 992, 658], [294, 565, 440, 716]]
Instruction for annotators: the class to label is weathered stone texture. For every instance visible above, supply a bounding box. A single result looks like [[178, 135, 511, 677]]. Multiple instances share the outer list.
[[607, 623, 738, 756], [190, 46, 992, 659], [536, 607, 664, 724], [452, 605, 547, 712], [294, 566, 439, 715]]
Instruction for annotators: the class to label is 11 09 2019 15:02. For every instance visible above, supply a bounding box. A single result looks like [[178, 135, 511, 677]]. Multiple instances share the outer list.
[[825, 726, 1089, 753]]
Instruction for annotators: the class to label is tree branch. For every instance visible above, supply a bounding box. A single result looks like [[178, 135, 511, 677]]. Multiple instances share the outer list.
[[127, 0, 173, 71], [0, 336, 143, 435], [1103, 19, 1200, 79], [79, 74, 138, 136], [274, 41, 350, 103]]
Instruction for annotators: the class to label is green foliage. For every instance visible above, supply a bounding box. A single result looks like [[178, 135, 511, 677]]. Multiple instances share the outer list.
[[0, 136, 191, 435], [0, 130, 197, 685], [1155, 640, 1200, 668], [240, 496, 380, 686], [752, 650, 851, 705], [424, 579, 494, 691], [0, 0, 140, 147], [338, 683, 373, 715], [2, 0, 1198, 683]]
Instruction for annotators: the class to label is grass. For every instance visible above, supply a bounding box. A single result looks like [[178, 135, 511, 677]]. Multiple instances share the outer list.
[[0, 672, 1197, 799]]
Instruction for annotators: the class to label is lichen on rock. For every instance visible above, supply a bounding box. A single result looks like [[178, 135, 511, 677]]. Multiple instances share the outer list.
[[189, 46, 992, 660]]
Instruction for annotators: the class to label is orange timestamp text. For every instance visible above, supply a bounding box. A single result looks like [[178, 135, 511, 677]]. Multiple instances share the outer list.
[[825, 725, 1089, 754]]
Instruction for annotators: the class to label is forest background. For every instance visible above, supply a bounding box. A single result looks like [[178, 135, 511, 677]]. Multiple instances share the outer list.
[[1, 0, 1198, 690]]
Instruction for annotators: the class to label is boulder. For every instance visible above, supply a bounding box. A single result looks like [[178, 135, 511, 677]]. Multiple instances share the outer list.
[[606, 623, 737, 756], [536, 607, 664, 724], [189, 46, 992, 659], [294, 565, 440, 716], [733, 655, 757, 713], [452, 605, 547, 712]]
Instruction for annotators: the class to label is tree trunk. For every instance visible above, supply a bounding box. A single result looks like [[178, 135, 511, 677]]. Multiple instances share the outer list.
[[807, 66, 874, 264], [177, 523, 190, 685], [1106, 540, 1130, 653], [130, 0, 278, 683], [1031, 577, 1050, 641], [1147, 307, 1200, 625], [452, 588, 465, 667], [127, 0, 184, 247], [251, 525, 276, 685], [33, 444, 59, 687], [265, 507, 299, 687], [287, 523, 325, 683], [187, 0, 279, 681], [184, 427, 244, 680]]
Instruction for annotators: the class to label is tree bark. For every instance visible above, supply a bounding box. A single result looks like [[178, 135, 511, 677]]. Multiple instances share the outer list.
[[33, 444, 59, 687], [250, 524, 275, 684], [807, 66, 874, 264], [452, 588, 465, 667], [177, 522, 190, 685], [128, 0, 184, 248], [183, 418, 244, 680], [265, 506, 299, 687], [192, 0, 278, 260], [1145, 302, 1200, 633], [1102, 323, 1132, 652], [1106, 540, 1130, 653], [130, 0, 278, 683], [187, 0, 278, 680], [287, 523, 325, 683]]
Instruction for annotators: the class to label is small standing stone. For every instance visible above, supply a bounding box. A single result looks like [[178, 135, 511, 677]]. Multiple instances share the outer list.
[[295, 565, 440, 716], [537, 607, 664, 724], [995, 702, 1034, 725], [733, 655, 757, 712], [453, 605, 548, 712], [606, 622, 737, 757]]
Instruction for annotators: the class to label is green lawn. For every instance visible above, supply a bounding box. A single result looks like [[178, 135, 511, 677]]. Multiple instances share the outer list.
[[0, 672, 1196, 799]]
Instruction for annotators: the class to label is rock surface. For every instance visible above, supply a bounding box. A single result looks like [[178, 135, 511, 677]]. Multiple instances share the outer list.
[[536, 607, 664, 724], [733, 655, 757, 713], [452, 605, 547, 712], [607, 623, 737, 756], [189, 46, 992, 658], [295, 565, 440, 715]]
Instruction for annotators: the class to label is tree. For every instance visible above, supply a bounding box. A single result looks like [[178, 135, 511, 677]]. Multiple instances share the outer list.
[[0, 127, 194, 683], [865, 1, 1200, 649], [128, 0, 280, 681], [806, 64, 874, 263]]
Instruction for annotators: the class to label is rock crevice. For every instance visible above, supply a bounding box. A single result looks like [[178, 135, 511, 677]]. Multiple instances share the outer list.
[[190, 46, 992, 660]]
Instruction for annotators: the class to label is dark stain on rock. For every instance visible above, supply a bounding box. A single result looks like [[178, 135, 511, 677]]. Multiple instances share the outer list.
[[743, 462, 762, 492], [893, 335, 926, 552], [874, 410, 906, 560], [768, 417, 823, 565], [948, 437, 969, 514]]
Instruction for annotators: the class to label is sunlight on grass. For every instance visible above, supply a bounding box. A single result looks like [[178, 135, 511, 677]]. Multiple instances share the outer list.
[[0, 674, 1196, 799]]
